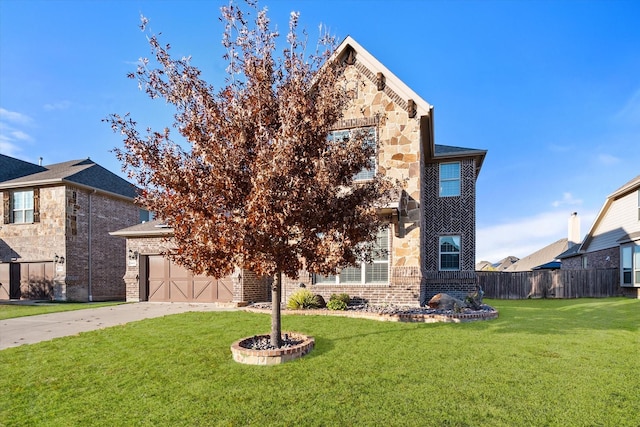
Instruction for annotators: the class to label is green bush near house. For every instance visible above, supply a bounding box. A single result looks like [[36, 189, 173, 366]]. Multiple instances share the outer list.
[[1, 298, 639, 426], [326, 299, 347, 311], [329, 293, 350, 305], [286, 289, 323, 310]]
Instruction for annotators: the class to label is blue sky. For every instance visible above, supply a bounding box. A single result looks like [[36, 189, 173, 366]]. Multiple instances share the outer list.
[[1, 0, 639, 263]]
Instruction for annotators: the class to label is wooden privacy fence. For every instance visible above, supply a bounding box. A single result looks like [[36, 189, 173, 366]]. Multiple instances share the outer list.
[[477, 269, 622, 299]]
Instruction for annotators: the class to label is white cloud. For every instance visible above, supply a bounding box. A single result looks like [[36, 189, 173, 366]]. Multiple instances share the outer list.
[[551, 192, 582, 208], [0, 108, 32, 125], [0, 107, 34, 157], [476, 209, 597, 263], [43, 101, 71, 111], [0, 137, 23, 157], [596, 153, 621, 166]]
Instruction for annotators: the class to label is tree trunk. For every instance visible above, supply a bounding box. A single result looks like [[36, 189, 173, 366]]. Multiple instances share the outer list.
[[270, 271, 282, 348]]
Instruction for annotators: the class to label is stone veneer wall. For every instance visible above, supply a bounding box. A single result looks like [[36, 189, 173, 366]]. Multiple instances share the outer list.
[[0, 185, 138, 301], [0, 186, 66, 262], [278, 59, 425, 306], [341, 63, 422, 269]]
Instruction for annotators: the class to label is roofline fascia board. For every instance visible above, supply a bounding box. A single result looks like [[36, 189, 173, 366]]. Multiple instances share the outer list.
[[109, 229, 173, 238], [0, 179, 137, 203]]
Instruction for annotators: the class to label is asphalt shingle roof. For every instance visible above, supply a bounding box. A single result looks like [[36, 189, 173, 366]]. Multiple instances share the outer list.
[[0, 156, 138, 199], [0, 154, 46, 182]]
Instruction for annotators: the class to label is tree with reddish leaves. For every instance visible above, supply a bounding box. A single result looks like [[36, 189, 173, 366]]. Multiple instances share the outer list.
[[107, 1, 395, 348]]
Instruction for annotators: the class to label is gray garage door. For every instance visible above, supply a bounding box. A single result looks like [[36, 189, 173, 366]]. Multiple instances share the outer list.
[[146, 255, 233, 303]]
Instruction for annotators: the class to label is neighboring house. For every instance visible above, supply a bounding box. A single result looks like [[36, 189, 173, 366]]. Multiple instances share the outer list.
[[0, 155, 143, 301], [503, 238, 569, 272], [476, 255, 519, 271], [112, 36, 487, 306], [501, 212, 581, 272], [559, 175, 640, 298]]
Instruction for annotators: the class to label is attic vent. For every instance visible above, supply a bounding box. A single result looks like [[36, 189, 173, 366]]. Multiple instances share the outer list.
[[407, 99, 417, 118], [343, 46, 356, 65], [376, 72, 385, 91]]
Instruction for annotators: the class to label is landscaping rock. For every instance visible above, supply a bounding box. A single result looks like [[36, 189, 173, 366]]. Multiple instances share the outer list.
[[427, 293, 465, 310]]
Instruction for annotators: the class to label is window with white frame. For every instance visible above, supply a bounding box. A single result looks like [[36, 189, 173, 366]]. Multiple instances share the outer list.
[[315, 227, 389, 284], [439, 235, 461, 271], [621, 243, 640, 286], [12, 190, 34, 224], [329, 127, 376, 181], [637, 190, 639, 221], [439, 162, 461, 197]]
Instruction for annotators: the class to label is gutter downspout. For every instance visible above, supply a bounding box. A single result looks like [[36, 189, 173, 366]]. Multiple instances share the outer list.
[[88, 189, 95, 302]]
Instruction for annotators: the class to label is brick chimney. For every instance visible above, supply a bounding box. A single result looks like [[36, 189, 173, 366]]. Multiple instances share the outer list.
[[568, 212, 581, 248]]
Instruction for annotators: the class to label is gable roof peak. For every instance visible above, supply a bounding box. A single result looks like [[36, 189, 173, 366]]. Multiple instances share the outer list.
[[335, 36, 432, 117]]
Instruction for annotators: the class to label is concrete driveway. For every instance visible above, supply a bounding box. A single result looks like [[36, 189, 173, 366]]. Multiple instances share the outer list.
[[0, 302, 236, 350]]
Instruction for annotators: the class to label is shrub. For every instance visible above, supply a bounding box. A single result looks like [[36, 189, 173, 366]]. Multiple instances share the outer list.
[[287, 289, 322, 310], [327, 299, 347, 311], [330, 293, 350, 305]]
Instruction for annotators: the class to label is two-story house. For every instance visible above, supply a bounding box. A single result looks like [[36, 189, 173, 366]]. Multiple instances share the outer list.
[[0, 154, 143, 301], [112, 36, 487, 306], [559, 175, 640, 298]]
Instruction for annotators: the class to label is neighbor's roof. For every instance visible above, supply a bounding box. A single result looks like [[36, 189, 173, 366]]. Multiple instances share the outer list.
[[0, 154, 46, 182], [110, 219, 172, 237], [503, 238, 569, 272], [0, 156, 138, 200]]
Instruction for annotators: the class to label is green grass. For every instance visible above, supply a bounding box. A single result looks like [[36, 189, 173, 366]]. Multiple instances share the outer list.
[[1, 298, 638, 426], [0, 301, 124, 320]]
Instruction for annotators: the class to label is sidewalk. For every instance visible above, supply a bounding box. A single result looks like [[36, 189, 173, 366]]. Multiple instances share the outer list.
[[0, 302, 235, 350]]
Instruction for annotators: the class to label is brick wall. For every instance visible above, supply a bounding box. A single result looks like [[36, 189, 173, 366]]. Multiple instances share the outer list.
[[561, 247, 619, 270], [280, 266, 421, 306], [422, 159, 478, 273], [63, 188, 139, 301]]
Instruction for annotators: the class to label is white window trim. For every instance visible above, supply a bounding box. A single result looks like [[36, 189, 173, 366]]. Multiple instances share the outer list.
[[12, 189, 34, 224], [621, 242, 640, 287], [314, 227, 390, 285], [439, 162, 461, 197], [439, 235, 461, 271]]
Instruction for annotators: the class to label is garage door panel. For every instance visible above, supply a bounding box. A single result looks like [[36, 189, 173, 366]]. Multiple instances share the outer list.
[[217, 278, 234, 301], [148, 279, 168, 301], [169, 280, 191, 301], [147, 255, 234, 303], [193, 279, 214, 302]]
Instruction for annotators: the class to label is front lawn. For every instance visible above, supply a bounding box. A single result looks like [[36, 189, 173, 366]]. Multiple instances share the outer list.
[[0, 301, 123, 320], [1, 298, 638, 426]]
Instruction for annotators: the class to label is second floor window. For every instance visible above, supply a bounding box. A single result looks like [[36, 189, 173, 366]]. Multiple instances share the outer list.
[[329, 127, 376, 181], [439, 162, 461, 197], [12, 190, 34, 224], [439, 235, 461, 271]]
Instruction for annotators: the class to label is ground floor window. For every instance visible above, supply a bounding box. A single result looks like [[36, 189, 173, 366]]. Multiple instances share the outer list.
[[621, 243, 640, 286], [439, 235, 461, 271], [314, 227, 389, 285]]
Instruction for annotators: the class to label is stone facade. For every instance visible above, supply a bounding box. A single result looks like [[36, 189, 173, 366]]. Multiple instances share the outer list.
[[278, 40, 484, 306], [0, 185, 139, 301]]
